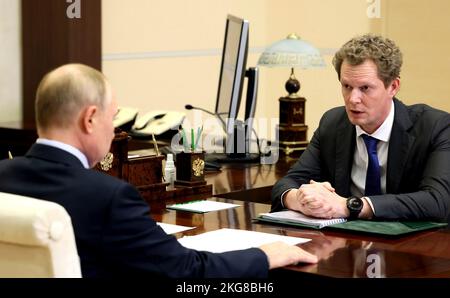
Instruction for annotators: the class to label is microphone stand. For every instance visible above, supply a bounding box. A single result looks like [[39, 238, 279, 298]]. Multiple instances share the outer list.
[[184, 105, 227, 134], [185, 104, 261, 163]]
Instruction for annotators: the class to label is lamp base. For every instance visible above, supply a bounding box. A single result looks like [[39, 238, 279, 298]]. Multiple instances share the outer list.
[[278, 96, 309, 157], [279, 96, 306, 125], [277, 124, 309, 156]]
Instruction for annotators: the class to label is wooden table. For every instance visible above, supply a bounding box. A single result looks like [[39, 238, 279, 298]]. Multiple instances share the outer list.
[[204, 157, 297, 204], [150, 197, 450, 278], [3, 122, 450, 279]]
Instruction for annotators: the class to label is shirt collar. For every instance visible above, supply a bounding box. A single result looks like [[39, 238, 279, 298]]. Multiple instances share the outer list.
[[355, 100, 395, 142], [36, 138, 90, 169]]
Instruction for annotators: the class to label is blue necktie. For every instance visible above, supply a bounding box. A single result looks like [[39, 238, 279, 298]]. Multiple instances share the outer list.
[[362, 134, 381, 196]]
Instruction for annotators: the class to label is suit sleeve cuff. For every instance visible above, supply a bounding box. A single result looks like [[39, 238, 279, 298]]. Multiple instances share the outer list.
[[280, 189, 296, 209], [362, 196, 376, 215]]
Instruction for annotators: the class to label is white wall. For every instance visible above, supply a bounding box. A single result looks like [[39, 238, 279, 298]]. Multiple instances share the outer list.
[[0, 0, 21, 122], [102, 0, 373, 141], [2, 0, 449, 128], [383, 0, 450, 112]]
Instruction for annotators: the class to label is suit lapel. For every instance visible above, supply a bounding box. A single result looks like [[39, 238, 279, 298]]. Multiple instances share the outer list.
[[386, 99, 415, 193], [335, 118, 356, 196]]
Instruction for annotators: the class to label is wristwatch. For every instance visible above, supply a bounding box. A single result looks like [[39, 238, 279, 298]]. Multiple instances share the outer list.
[[346, 197, 363, 219]]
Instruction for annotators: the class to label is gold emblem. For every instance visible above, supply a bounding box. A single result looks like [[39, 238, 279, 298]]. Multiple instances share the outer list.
[[293, 107, 303, 115], [99, 152, 114, 171], [192, 157, 205, 177]]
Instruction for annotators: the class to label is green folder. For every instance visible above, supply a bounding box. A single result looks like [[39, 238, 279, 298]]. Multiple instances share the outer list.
[[328, 220, 448, 236], [256, 216, 447, 236]]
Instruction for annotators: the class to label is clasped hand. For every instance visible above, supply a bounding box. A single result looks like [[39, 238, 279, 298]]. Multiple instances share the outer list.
[[286, 180, 348, 219]]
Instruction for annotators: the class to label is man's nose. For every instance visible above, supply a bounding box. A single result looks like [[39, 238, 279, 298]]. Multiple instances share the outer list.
[[348, 89, 362, 104]]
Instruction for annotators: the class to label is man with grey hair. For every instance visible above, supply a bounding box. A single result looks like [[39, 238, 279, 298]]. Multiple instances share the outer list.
[[272, 34, 450, 221], [0, 64, 317, 277]]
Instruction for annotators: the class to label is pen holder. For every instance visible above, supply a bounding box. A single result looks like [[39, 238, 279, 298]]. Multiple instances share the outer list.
[[126, 155, 165, 186], [175, 151, 206, 186], [96, 129, 129, 178]]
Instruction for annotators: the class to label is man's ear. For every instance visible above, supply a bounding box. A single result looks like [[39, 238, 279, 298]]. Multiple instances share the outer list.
[[80, 105, 98, 134], [388, 78, 401, 97]]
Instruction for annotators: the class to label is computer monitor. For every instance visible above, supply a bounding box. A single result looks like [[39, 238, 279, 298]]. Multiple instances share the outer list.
[[214, 15, 258, 162]]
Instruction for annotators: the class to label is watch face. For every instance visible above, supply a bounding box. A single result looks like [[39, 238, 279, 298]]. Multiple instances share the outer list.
[[349, 198, 363, 210], [347, 197, 363, 212], [347, 197, 363, 220], [347, 197, 363, 219]]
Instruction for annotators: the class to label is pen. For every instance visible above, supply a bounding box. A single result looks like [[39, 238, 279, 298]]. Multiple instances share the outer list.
[[151, 133, 160, 156], [191, 128, 195, 152], [194, 126, 203, 152], [181, 129, 188, 151]]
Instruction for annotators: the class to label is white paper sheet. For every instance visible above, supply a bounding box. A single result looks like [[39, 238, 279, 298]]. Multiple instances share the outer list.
[[157, 222, 195, 234], [178, 228, 310, 253], [167, 200, 241, 213]]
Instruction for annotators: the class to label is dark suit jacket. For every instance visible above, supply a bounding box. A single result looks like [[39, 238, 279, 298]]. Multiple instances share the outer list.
[[0, 144, 268, 278], [272, 98, 450, 221]]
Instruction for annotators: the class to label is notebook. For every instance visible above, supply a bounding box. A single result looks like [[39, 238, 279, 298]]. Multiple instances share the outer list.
[[257, 210, 346, 229]]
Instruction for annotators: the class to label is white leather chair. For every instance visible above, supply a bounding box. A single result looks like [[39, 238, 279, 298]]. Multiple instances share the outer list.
[[0, 192, 81, 277]]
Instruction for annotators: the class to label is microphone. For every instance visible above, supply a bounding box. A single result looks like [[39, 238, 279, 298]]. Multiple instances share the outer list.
[[184, 104, 227, 133], [185, 104, 263, 161]]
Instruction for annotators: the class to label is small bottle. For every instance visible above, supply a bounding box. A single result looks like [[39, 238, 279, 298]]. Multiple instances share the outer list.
[[164, 153, 176, 190]]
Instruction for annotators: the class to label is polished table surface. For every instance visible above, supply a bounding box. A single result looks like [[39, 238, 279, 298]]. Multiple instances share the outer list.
[[2, 124, 449, 277], [204, 157, 298, 203], [150, 197, 450, 278]]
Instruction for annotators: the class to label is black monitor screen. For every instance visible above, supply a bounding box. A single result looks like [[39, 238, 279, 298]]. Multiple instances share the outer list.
[[215, 15, 249, 135]]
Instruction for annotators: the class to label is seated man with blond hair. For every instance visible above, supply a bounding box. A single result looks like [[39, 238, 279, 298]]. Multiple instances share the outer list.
[[0, 64, 317, 277]]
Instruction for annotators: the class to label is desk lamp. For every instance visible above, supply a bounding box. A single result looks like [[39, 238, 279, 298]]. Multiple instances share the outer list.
[[258, 33, 325, 156]]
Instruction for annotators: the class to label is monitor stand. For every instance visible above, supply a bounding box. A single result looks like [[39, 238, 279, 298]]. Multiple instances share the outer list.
[[207, 119, 260, 164], [220, 153, 260, 163], [205, 152, 260, 164]]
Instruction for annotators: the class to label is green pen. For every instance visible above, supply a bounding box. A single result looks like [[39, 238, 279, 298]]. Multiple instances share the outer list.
[[194, 126, 203, 151], [181, 129, 188, 151], [191, 128, 195, 152]]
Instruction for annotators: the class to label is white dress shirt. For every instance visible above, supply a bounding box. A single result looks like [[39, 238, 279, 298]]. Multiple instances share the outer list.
[[281, 100, 395, 214], [36, 138, 90, 169], [350, 100, 395, 214]]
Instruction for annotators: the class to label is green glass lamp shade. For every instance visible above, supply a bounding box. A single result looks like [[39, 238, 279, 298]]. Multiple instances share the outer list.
[[257, 33, 325, 69], [258, 34, 325, 96]]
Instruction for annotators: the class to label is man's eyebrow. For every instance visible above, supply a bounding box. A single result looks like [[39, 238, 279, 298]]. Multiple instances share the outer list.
[[340, 79, 374, 86]]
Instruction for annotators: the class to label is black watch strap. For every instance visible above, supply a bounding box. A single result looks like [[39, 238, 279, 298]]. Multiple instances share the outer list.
[[347, 196, 363, 220]]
